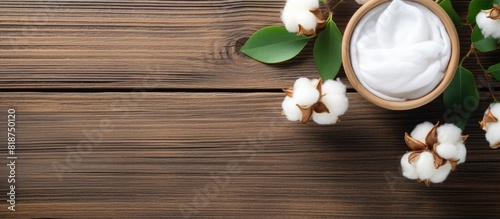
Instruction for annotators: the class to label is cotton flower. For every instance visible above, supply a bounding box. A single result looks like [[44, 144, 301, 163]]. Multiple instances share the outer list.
[[480, 103, 500, 149], [476, 4, 500, 41], [281, 77, 348, 125], [400, 122, 467, 186], [281, 0, 324, 35], [355, 0, 372, 5]]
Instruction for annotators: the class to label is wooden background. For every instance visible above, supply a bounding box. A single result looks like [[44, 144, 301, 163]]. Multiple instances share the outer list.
[[1, 0, 500, 218]]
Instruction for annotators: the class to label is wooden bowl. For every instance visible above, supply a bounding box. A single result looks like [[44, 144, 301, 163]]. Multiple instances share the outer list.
[[342, 0, 460, 110]]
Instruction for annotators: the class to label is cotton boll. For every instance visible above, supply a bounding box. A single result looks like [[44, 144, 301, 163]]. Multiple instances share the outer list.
[[322, 79, 347, 95], [401, 152, 418, 180], [282, 96, 301, 121], [281, 0, 319, 33], [430, 161, 452, 183], [410, 122, 434, 143], [312, 112, 338, 125], [435, 143, 458, 160], [293, 78, 320, 106], [437, 123, 462, 144], [415, 151, 436, 180], [476, 11, 500, 40], [455, 142, 467, 164], [485, 122, 500, 147], [355, 0, 371, 5]]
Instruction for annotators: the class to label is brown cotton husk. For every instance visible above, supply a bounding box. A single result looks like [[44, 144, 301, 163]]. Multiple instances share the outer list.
[[313, 102, 330, 114], [297, 105, 313, 124], [283, 87, 293, 98], [417, 178, 431, 187], [425, 122, 439, 147], [297, 24, 316, 36], [408, 151, 422, 164], [314, 78, 322, 95], [462, 135, 469, 142], [309, 8, 325, 23], [491, 143, 500, 149], [449, 160, 458, 171], [479, 109, 498, 130], [432, 152, 446, 169], [487, 4, 500, 19], [404, 133, 426, 151]]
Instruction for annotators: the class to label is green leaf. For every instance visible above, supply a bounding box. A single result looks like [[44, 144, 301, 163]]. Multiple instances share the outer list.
[[438, 0, 464, 27], [471, 25, 498, 52], [241, 26, 309, 64], [467, 0, 500, 24], [488, 63, 500, 81], [313, 20, 342, 81], [319, 0, 325, 3], [443, 66, 479, 130]]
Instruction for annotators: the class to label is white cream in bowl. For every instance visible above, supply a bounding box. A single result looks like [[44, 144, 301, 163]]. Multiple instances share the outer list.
[[350, 0, 451, 101]]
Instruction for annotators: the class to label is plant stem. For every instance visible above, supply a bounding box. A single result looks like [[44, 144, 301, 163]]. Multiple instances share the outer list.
[[330, 0, 344, 12], [473, 50, 499, 102], [464, 24, 499, 102], [459, 47, 472, 67]]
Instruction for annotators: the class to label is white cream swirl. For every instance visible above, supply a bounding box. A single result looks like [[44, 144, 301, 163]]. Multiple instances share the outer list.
[[350, 0, 451, 101]]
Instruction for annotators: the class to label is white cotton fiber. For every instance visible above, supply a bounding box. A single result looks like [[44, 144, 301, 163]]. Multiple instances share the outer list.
[[455, 142, 467, 164], [322, 79, 347, 95], [401, 152, 418, 179], [281, 7, 300, 32], [282, 96, 301, 121], [489, 103, 500, 119], [486, 122, 500, 147], [320, 94, 348, 116], [296, 10, 318, 31], [435, 143, 458, 160], [286, 0, 319, 10], [476, 11, 500, 40], [410, 122, 434, 143], [292, 79, 320, 107], [312, 112, 338, 125], [321, 79, 348, 117], [294, 77, 312, 89], [415, 151, 436, 180], [437, 123, 462, 144], [430, 161, 452, 183], [310, 78, 319, 87]]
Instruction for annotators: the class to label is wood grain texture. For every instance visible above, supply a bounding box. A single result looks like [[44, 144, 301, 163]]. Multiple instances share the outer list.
[[1, 92, 500, 218], [0, 0, 499, 89], [1, 0, 500, 218]]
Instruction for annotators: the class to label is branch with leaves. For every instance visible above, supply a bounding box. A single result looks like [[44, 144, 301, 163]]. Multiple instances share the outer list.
[[443, 0, 500, 131], [241, 0, 343, 81]]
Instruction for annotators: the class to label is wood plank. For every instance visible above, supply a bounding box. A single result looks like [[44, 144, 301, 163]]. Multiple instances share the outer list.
[[1, 0, 499, 89], [1, 92, 499, 217]]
